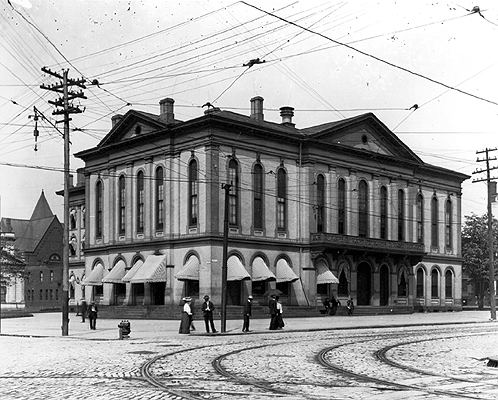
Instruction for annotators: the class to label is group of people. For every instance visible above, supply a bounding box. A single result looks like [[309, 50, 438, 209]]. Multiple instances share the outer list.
[[180, 293, 286, 334], [78, 298, 99, 330], [323, 296, 355, 316]]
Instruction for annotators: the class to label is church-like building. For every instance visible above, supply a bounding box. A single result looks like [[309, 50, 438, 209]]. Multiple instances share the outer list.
[[73, 96, 468, 312]]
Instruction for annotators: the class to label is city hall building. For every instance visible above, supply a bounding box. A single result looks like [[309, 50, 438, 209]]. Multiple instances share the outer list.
[[73, 96, 468, 312]]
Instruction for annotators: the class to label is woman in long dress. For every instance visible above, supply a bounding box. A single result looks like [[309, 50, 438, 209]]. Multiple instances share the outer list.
[[179, 297, 192, 334]]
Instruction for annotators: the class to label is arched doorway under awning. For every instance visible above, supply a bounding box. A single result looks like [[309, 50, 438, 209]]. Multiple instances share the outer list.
[[379, 264, 390, 306], [357, 262, 371, 306]]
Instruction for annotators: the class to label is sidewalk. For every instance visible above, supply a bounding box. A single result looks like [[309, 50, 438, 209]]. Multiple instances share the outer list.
[[0, 310, 494, 341]]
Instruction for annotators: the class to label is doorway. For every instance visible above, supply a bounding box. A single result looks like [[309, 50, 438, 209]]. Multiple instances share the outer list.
[[379, 265, 390, 306], [357, 262, 371, 305]]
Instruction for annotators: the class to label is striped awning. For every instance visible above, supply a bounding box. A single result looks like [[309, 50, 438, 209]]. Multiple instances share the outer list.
[[316, 264, 339, 284], [227, 256, 251, 281], [81, 263, 104, 286], [276, 259, 299, 283], [122, 259, 144, 283], [174, 256, 200, 281], [102, 260, 127, 284], [251, 257, 276, 282], [129, 254, 167, 283]]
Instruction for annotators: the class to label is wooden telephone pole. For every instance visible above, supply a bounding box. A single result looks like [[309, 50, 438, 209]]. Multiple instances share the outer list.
[[40, 68, 86, 336], [474, 148, 498, 321]]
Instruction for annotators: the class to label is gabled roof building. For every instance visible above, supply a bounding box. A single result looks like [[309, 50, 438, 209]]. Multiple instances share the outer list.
[[74, 97, 468, 312]]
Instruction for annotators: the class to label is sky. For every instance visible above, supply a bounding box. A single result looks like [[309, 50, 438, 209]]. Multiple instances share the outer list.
[[1, 0, 498, 223]]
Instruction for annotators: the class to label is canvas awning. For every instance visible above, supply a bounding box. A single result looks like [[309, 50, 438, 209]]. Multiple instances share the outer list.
[[122, 260, 144, 283], [276, 259, 299, 283], [227, 256, 251, 281], [251, 257, 276, 281], [129, 254, 167, 283], [174, 256, 200, 280], [81, 263, 104, 286], [316, 264, 339, 284], [102, 260, 127, 284]]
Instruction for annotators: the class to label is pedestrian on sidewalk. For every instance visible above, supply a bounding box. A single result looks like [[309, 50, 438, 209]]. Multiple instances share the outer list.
[[242, 295, 253, 332], [201, 295, 217, 333], [88, 301, 98, 330], [347, 297, 355, 316], [322, 297, 331, 316], [269, 294, 278, 330], [80, 298, 87, 323], [179, 297, 193, 334], [330, 295, 341, 316], [276, 296, 284, 329]]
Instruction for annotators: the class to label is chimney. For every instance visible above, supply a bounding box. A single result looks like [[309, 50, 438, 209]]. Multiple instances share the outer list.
[[69, 174, 74, 187], [250, 96, 264, 121], [76, 168, 85, 187], [111, 114, 123, 127], [280, 106, 295, 127], [159, 98, 175, 123]]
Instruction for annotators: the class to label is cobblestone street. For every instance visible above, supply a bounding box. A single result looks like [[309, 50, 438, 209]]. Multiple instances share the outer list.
[[1, 311, 497, 399]]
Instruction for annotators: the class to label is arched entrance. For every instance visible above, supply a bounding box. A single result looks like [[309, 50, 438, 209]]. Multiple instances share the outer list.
[[357, 262, 371, 305], [379, 265, 390, 306]]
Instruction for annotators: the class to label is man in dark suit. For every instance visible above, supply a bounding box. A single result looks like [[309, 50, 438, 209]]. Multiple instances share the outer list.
[[242, 295, 253, 332], [201, 295, 217, 333], [269, 294, 278, 330]]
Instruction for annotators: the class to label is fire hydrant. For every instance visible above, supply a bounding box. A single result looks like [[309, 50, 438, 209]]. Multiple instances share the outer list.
[[118, 320, 131, 339]]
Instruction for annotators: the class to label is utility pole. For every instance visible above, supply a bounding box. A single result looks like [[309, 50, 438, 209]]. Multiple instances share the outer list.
[[40, 68, 86, 336], [474, 147, 498, 321], [220, 182, 232, 333]]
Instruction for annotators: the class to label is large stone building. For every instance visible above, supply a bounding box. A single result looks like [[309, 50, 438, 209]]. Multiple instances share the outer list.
[[74, 97, 468, 312]]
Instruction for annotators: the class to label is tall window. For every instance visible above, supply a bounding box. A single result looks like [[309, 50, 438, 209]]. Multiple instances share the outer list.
[[156, 167, 164, 231], [188, 159, 198, 226], [338, 178, 346, 234], [445, 270, 453, 298], [416, 268, 424, 298], [380, 186, 388, 239], [40, 271, 43, 282], [316, 174, 325, 233], [338, 269, 348, 296], [253, 164, 263, 230], [416, 193, 424, 243], [431, 269, 439, 298], [358, 180, 368, 237], [118, 175, 126, 235], [136, 171, 144, 233], [277, 169, 287, 231], [398, 271, 407, 296], [431, 196, 438, 247], [228, 158, 238, 226], [96, 180, 103, 238], [445, 198, 452, 248], [398, 189, 405, 241]]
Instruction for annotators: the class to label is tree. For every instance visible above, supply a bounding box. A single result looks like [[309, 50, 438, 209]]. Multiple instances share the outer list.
[[0, 236, 26, 288], [461, 213, 498, 309]]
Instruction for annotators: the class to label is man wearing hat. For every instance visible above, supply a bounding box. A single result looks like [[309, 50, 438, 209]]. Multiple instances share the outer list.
[[242, 295, 253, 332], [201, 295, 217, 333], [179, 297, 193, 334]]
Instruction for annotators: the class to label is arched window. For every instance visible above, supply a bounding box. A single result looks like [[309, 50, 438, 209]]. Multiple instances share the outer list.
[[253, 164, 264, 230], [431, 196, 438, 248], [416, 192, 424, 243], [380, 186, 388, 239], [445, 270, 453, 298], [96, 180, 103, 238], [118, 175, 125, 235], [431, 269, 439, 298], [416, 268, 424, 298], [228, 158, 238, 226], [358, 180, 368, 237], [398, 271, 407, 296], [316, 174, 325, 233], [136, 171, 144, 233], [398, 189, 405, 241], [155, 167, 164, 231], [338, 269, 348, 296], [445, 198, 452, 249], [188, 159, 198, 226], [338, 178, 346, 234], [277, 169, 287, 231]]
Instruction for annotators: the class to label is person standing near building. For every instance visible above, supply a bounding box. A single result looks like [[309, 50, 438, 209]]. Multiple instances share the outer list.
[[275, 296, 284, 329], [242, 295, 253, 332], [269, 294, 278, 330], [201, 295, 217, 333], [347, 297, 355, 316], [330, 295, 341, 316], [179, 297, 193, 334], [80, 298, 87, 323], [88, 301, 98, 330]]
